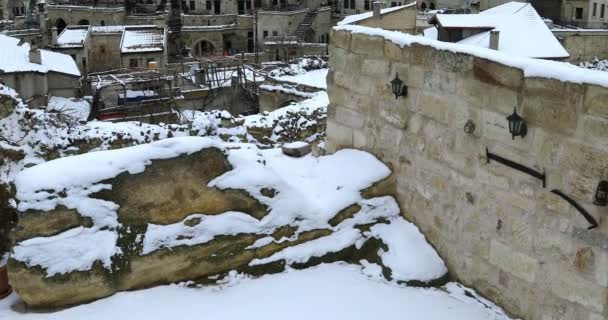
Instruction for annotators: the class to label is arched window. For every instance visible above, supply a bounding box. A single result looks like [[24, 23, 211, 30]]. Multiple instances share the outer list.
[[429, 2, 435, 10], [78, 19, 90, 25], [55, 18, 67, 34], [420, 2, 426, 10]]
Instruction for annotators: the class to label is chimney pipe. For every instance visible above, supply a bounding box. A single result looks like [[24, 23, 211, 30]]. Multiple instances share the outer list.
[[29, 45, 42, 64], [373, 2, 382, 18], [51, 27, 58, 46], [470, 1, 480, 14], [489, 30, 500, 50]]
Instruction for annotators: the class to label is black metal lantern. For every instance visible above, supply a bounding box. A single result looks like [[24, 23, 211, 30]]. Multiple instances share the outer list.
[[594, 168, 608, 206], [390, 73, 405, 99], [506, 107, 527, 139]]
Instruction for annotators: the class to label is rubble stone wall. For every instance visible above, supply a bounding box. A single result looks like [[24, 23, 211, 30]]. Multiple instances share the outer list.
[[326, 28, 608, 320]]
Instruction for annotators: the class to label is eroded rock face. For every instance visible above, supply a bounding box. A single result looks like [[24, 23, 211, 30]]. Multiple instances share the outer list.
[[8, 139, 446, 309], [8, 147, 267, 307]]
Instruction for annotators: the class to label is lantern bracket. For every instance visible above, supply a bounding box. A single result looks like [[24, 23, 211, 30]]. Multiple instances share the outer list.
[[551, 190, 598, 230], [486, 148, 546, 188]]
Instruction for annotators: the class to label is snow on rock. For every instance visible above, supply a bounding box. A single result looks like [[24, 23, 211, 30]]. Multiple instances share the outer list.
[[47, 96, 91, 121], [11, 137, 224, 276], [11, 227, 120, 277], [143, 212, 266, 255], [15, 137, 223, 214], [250, 228, 362, 266], [368, 218, 447, 282], [0, 263, 514, 320], [210, 147, 391, 230], [273, 69, 329, 89], [266, 57, 329, 89], [334, 24, 608, 88]]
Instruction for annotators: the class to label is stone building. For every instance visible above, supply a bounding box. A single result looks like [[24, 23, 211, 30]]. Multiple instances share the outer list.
[[0, 34, 81, 104], [425, 2, 569, 59], [51, 25, 166, 73], [562, 0, 608, 28], [326, 18, 608, 320], [338, 2, 417, 33]]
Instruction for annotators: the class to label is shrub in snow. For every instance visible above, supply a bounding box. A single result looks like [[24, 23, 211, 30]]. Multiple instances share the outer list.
[[0, 184, 16, 261], [577, 57, 608, 72]]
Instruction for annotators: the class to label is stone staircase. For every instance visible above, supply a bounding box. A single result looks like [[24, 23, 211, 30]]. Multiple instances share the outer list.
[[294, 9, 317, 42]]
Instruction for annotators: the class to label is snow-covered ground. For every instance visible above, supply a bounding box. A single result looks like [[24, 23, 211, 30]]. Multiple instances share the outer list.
[[0, 61, 515, 320], [0, 263, 512, 320], [267, 57, 329, 89]]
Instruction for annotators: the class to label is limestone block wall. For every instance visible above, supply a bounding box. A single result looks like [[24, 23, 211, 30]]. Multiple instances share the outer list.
[[553, 30, 608, 62], [354, 6, 416, 34], [325, 28, 608, 320]]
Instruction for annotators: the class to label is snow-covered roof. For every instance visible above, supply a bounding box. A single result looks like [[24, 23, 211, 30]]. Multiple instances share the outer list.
[[91, 26, 125, 33], [120, 26, 165, 54], [56, 26, 89, 48], [0, 34, 81, 76], [338, 2, 417, 26], [429, 14, 496, 28], [427, 2, 569, 59]]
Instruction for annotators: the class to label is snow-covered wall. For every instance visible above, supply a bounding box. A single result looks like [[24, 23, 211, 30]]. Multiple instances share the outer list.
[[325, 26, 608, 320]]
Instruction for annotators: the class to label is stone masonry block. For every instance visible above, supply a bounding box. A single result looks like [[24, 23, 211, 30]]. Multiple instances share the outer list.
[[383, 40, 409, 63], [489, 240, 539, 283], [325, 119, 354, 151], [585, 84, 608, 118], [350, 33, 384, 57], [434, 50, 474, 74], [521, 77, 584, 134], [473, 57, 523, 90], [331, 29, 351, 50], [334, 106, 365, 129], [361, 58, 390, 80]]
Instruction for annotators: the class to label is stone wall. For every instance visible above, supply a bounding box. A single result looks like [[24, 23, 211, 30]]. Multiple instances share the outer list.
[[353, 5, 416, 34], [325, 28, 608, 320], [553, 30, 608, 62], [47, 5, 126, 27]]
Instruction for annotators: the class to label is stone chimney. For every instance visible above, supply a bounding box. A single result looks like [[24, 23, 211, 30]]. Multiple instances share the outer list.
[[51, 27, 58, 46], [373, 2, 382, 19], [29, 45, 42, 64], [489, 30, 500, 50], [470, 0, 480, 14]]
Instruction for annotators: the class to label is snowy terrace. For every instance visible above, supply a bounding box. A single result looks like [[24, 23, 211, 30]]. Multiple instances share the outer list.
[[56, 26, 89, 49], [120, 26, 165, 54]]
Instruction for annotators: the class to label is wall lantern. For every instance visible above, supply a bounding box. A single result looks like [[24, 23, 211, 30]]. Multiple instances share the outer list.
[[506, 107, 527, 140], [390, 73, 407, 99], [594, 168, 608, 206]]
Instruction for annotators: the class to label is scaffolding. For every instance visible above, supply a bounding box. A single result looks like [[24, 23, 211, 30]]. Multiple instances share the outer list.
[[86, 68, 178, 122], [165, 55, 265, 113]]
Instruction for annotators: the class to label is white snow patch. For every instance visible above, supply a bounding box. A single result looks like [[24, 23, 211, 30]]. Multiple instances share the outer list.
[[0, 263, 514, 320], [11, 227, 120, 277], [142, 212, 266, 254], [368, 218, 447, 282], [47, 96, 91, 121]]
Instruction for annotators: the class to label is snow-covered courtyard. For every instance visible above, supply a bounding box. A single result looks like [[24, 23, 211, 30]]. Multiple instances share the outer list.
[[0, 58, 520, 320]]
